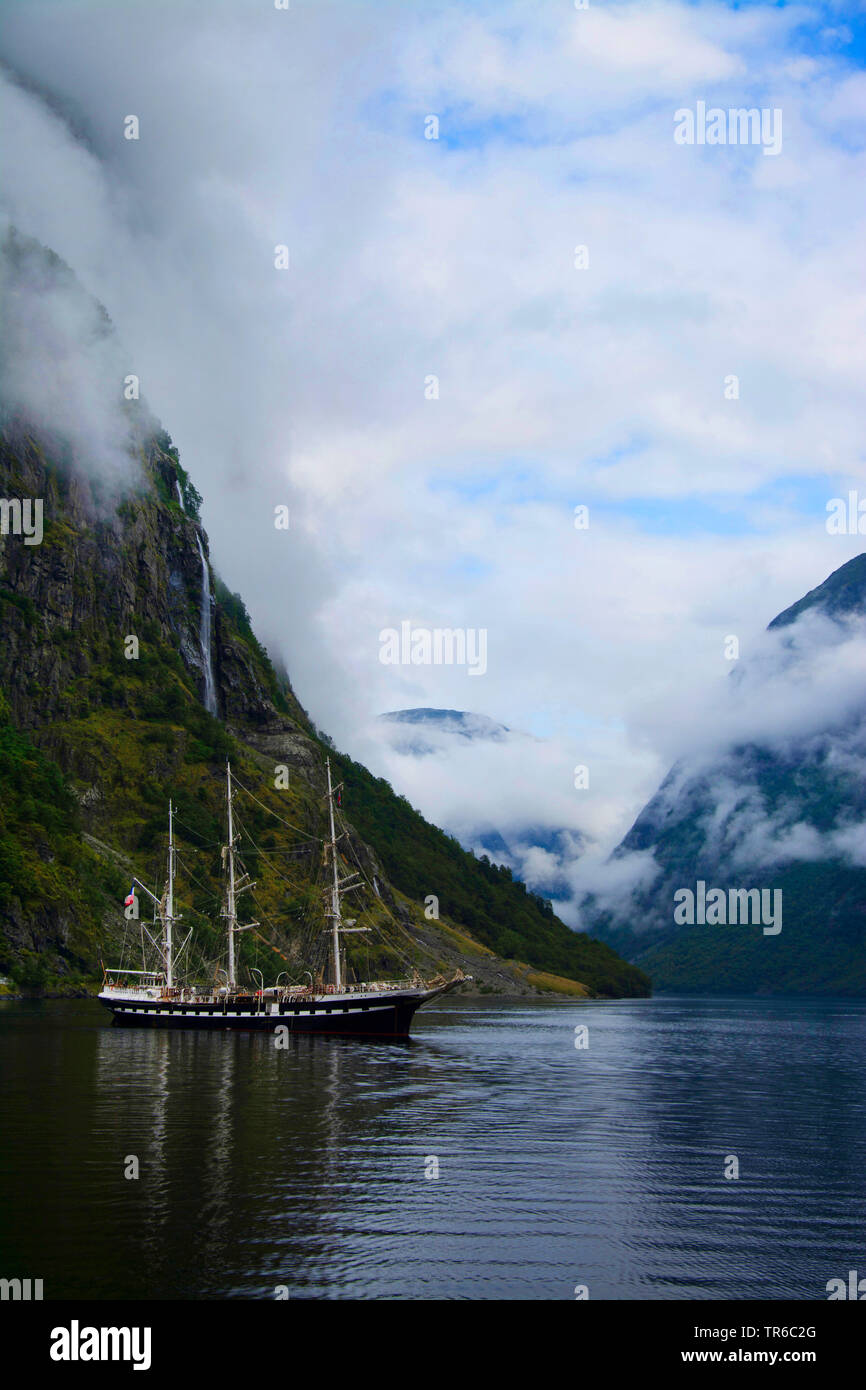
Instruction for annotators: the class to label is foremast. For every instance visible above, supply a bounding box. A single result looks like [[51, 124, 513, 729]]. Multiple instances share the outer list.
[[324, 756, 364, 990], [326, 757, 343, 989]]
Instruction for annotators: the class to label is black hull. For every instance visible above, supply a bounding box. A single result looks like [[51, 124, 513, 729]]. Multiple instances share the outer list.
[[99, 992, 428, 1038]]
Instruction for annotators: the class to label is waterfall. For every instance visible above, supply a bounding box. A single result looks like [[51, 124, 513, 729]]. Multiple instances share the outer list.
[[175, 481, 184, 511], [194, 532, 217, 715]]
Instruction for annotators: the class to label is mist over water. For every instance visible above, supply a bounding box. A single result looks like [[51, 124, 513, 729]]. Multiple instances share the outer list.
[[1, 996, 865, 1300]]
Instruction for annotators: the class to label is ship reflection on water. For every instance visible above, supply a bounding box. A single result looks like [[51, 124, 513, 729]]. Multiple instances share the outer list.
[[2, 994, 866, 1299]]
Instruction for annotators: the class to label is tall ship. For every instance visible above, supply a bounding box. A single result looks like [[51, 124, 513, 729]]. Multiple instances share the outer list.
[[99, 759, 467, 1037]]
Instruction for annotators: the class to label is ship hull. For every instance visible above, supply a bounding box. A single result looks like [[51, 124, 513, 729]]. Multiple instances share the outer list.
[[98, 987, 449, 1038]]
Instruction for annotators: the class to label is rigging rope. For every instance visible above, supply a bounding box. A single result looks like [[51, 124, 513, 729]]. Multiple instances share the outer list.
[[231, 772, 324, 843]]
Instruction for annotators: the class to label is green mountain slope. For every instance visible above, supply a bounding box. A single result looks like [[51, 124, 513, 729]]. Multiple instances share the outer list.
[[586, 556, 866, 994], [0, 232, 648, 1001], [335, 751, 648, 995]]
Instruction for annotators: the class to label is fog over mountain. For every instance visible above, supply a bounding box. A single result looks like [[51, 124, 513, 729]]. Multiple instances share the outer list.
[[0, 225, 146, 500], [581, 554, 866, 993], [376, 707, 583, 903], [2, 0, 865, 931], [0, 226, 649, 1001]]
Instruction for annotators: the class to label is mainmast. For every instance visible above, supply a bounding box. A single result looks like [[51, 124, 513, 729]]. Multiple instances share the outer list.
[[225, 761, 237, 987], [222, 760, 257, 990], [326, 756, 343, 991], [166, 800, 174, 987]]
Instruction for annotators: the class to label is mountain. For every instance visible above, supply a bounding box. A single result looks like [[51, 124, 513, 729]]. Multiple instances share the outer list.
[[0, 230, 648, 1001], [377, 706, 584, 901], [378, 707, 511, 756], [585, 555, 866, 994], [768, 554, 866, 630]]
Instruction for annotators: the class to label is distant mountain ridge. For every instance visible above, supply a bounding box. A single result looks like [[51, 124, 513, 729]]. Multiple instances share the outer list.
[[377, 706, 582, 901], [378, 707, 511, 755], [768, 552, 866, 629], [586, 554, 866, 994], [381, 707, 510, 731]]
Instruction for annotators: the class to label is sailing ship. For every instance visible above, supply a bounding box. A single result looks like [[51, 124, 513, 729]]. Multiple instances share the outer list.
[[98, 759, 467, 1037]]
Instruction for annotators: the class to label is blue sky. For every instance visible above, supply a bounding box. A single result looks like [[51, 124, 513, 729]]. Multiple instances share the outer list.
[[1, 0, 865, 914]]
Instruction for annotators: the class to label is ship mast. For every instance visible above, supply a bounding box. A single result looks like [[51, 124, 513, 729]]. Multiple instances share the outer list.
[[221, 761, 258, 990], [225, 761, 237, 987], [323, 758, 366, 990], [129, 799, 182, 987], [326, 756, 343, 990], [166, 800, 174, 987]]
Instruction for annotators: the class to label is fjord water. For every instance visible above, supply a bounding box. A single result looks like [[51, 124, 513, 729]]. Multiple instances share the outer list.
[[1, 996, 865, 1300]]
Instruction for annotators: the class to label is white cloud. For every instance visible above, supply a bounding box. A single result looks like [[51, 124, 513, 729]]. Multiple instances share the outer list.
[[1, 0, 864, 917]]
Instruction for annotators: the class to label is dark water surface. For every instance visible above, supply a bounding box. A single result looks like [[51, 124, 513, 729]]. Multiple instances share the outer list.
[[1, 995, 865, 1300]]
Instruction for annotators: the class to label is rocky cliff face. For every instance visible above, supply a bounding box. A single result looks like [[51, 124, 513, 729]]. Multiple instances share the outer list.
[[0, 428, 307, 736], [586, 555, 866, 994], [0, 421, 408, 984]]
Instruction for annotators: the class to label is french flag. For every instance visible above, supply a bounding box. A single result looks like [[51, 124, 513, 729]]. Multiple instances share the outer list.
[[124, 884, 135, 907]]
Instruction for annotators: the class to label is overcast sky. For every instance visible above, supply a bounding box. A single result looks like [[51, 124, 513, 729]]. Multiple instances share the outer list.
[[1, 0, 865, 921]]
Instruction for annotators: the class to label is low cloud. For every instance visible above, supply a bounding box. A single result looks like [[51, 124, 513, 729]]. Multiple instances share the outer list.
[[1, 1, 865, 922], [571, 596, 866, 929], [0, 221, 144, 499]]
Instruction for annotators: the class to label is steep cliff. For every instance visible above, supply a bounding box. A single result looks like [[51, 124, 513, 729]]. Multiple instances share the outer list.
[[586, 556, 866, 994], [0, 230, 648, 999]]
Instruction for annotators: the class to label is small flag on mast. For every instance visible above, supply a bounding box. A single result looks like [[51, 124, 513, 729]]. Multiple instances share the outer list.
[[124, 884, 135, 907]]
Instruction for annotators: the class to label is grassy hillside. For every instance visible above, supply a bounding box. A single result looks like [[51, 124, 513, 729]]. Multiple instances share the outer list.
[[0, 233, 649, 1000], [0, 437, 651, 998], [335, 752, 650, 997], [586, 556, 866, 995]]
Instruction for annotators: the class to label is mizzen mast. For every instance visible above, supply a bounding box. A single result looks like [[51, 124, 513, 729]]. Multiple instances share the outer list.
[[127, 800, 181, 986]]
